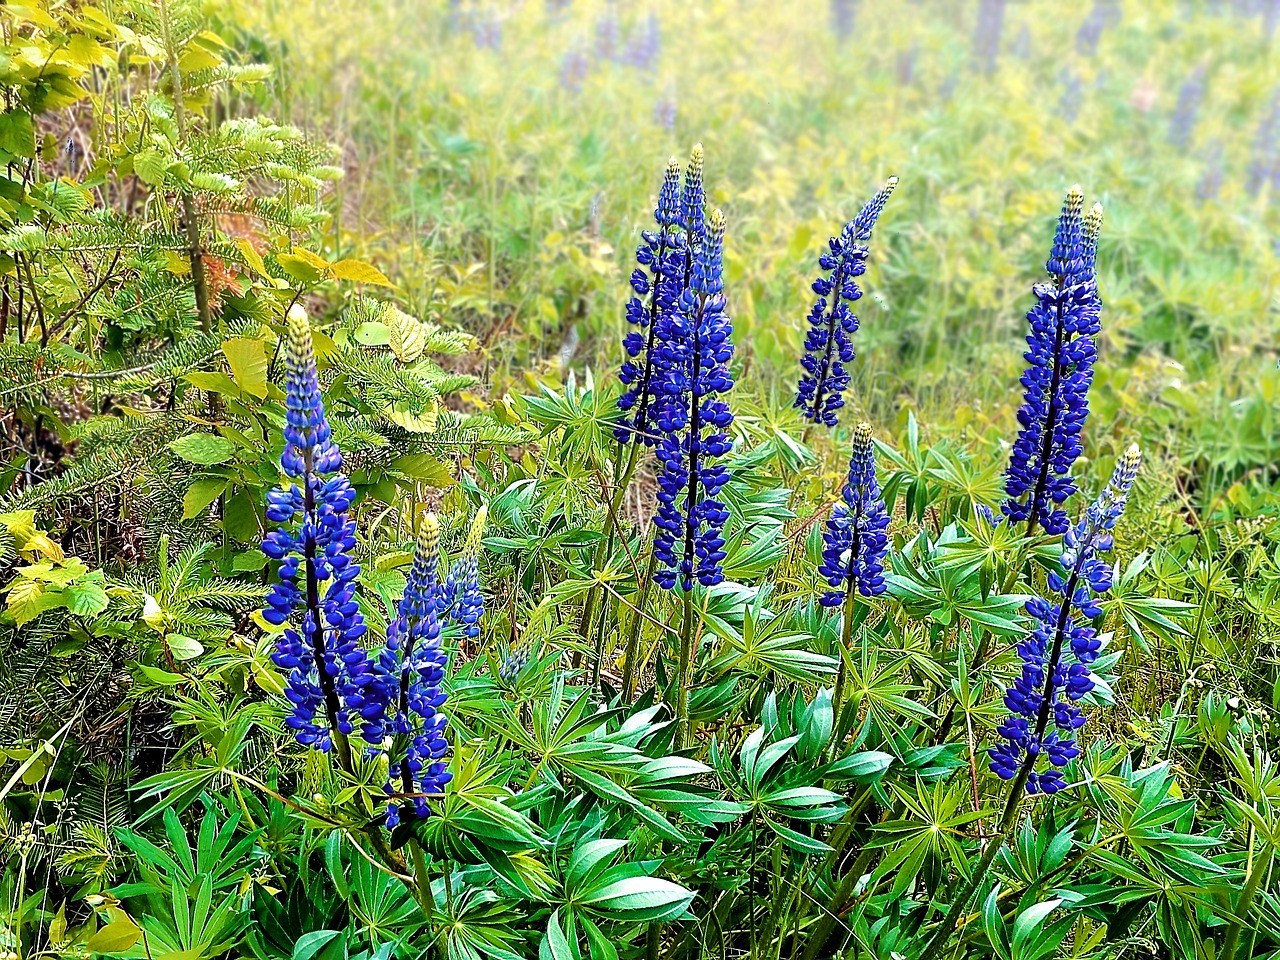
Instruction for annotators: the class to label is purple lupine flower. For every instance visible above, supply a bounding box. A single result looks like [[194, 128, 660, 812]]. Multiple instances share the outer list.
[[444, 505, 487, 641], [1168, 63, 1207, 151], [973, 0, 1006, 74], [1060, 69, 1083, 124], [596, 2, 619, 61], [794, 178, 897, 428], [652, 206, 735, 591], [616, 156, 685, 445], [1247, 90, 1280, 196], [830, 0, 858, 41], [818, 422, 890, 606], [261, 306, 381, 752], [990, 446, 1140, 794], [560, 47, 591, 94], [1198, 142, 1224, 202], [654, 95, 678, 131], [378, 516, 452, 827], [625, 12, 660, 71], [1002, 188, 1103, 536], [1075, 0, 1105, 56]]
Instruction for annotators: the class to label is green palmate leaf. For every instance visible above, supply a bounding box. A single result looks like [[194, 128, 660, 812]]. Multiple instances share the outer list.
[[292, 930, 342, 960], [579, 875, 695, 922], [540, 910, 577, 960], [170, 433, 236, 466]]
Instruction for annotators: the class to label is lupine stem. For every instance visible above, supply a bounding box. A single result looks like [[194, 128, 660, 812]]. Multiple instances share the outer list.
[[409, 841, 435, 924], [676, 590, 696, 748], [831, 542, 862, 724], [919, 558, 1086, 960], [622, 546, 660, 699], [577, 441, 637, 649], [1221, 842, 1273, 960]]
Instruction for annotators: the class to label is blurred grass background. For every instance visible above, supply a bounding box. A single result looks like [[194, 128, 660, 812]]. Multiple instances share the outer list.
[[230, 0, 1280, 495]]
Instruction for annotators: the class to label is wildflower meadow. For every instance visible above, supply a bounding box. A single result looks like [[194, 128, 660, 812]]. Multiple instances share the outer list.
[[4, 1, 1280, 959]]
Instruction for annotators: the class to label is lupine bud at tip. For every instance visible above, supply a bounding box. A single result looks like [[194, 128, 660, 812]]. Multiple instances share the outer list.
[[1122, 443, 1141, 475], [417, 513, 441, 557], [853, 421, 873, 445], [1066, 184, 1084, 213], [1085, 202, 1104, 242], [689, 143, 704, 171], [709, 207, 726, 236], [286, 304, 314, 364], [465, 505, 488, 554], [884, 176, 899, 192]]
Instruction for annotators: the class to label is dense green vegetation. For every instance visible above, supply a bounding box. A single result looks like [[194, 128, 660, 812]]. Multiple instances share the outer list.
[[3, 1, 1280, 959]]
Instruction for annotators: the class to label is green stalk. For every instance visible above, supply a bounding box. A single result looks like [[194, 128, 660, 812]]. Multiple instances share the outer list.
[[831, 584, 859, 726], [409, 839, 436, 926], [576, 442, 639, 654], [1221, 841, 1273, 960], [798, 835, 883, 960], [916, 781, 1024, 960], [676, 591, 696, 748], [622, 546, 660, 699]]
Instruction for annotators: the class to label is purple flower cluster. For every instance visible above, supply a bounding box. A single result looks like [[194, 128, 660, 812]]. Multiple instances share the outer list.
[[651, 198, 736, 592], [560, 47, 590, 95], [262, 306, 379, 752], [624, 13, 660, 71], [794, 178, 897, 428], [1247, 89, 1280, 196], [377, 517, 453, 827], [445, 506, 488, 641], [1168, 64, 1207, 151], [973, 0, 1006, 74], [830, 0, 859, 41], [990, 445, 1140, 794], [1002, 187, 1104, 536], [260, 307, 489, 823], [818, 422, 890, 606], [616, 157, 685, 445]]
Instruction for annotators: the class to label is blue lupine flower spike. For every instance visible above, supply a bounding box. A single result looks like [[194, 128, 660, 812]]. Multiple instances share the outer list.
[[818, 422, 891, 606], [445, 505, 488, 642], [680, 144, 706, 262], [381, 514, 453, 828], [1002, 186, 1103, 536], [652, 207, 735, 591], [795, 177, 897, 428], [617, 158, 684, 445], [990, 444, 1140, 795], [262, 305, 380, 756]]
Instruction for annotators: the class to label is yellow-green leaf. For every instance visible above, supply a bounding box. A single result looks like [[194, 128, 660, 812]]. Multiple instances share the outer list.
[[223, 337, 268, 397], [276, 253, 324, 285], [391, 453, 455, 486], [86, 916, 143, 955], [235, 238, 270, 278], [330, 259, 392, 286], [6, 577, 60, 626], [169, 433, 236, 466], [182, 478, 226, 520]]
